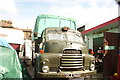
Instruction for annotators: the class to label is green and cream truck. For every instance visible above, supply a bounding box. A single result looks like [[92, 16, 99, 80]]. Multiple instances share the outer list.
[[32, 14, 96, 78]]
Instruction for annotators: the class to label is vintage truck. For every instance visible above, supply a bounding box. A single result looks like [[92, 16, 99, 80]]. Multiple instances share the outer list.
[[33, 14, 96, 78]]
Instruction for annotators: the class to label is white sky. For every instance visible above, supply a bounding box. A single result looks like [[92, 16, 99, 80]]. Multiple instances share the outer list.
[[0, 0, 119, 30]]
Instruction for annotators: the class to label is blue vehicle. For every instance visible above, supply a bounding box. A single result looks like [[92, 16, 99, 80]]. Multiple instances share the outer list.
[[0, 38, 22, 79]]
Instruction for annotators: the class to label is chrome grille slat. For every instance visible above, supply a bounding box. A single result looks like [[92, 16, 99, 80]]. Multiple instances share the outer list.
[[61, 56, 82, 58], [61, 61, 83, 63], [62, 54, 82, 56], [61, 58, 83, 61], [61, 64, 83, 66], [60, 66, 83, 69]]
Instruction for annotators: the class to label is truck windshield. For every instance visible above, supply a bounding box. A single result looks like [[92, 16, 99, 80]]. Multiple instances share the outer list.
[[46, 30, 84, 43], [66, 31, 84, 43], [46, 30, 65, 40]]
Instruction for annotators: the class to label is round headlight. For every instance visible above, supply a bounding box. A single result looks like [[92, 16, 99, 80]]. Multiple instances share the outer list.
[[90, 61, 95, 71], [42, 66, 49, 73]]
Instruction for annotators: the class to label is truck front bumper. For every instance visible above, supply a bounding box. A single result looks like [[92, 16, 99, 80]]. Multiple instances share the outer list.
[[37, 70, 96, 78]]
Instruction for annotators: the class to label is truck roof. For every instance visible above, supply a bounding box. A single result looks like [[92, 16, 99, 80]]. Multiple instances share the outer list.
[[36, 14, 76, 22], [44, 27, 80, 33]]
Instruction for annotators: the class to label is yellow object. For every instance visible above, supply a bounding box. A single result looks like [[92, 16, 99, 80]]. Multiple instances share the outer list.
[[114, 73, 118, 76]]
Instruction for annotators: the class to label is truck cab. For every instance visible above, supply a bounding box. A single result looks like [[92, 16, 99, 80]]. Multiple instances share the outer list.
[[34, 27, 96, 78]]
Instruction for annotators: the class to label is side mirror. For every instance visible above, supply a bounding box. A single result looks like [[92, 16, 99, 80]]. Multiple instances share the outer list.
[[82, 36, 88, 45], [37, 37, 43, 44], [35, 37, 43, 53]]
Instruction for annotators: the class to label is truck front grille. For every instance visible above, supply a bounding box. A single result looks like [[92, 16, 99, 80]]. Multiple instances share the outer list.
[[60, 49, 83, 70]]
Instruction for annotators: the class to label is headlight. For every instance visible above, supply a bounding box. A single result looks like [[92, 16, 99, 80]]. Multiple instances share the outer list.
[[90, 61, 95, 71], [42, 66, 49, 73]]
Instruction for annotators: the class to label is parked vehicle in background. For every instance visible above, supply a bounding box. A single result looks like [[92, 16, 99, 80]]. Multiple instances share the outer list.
[[0, 28, 24, 57], [32, 14, 96, 78], [0, 38, 22, 79]]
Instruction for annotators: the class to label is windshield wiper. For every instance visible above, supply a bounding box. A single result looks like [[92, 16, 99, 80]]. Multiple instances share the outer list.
[[55, 29, 61, 35]]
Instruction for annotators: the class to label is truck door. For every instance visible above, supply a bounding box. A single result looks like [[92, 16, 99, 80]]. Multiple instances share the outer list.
[[103, 32, 120, 78]]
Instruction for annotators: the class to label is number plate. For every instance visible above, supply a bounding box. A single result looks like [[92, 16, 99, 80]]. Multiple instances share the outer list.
[[66, 73, 81, 78]]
